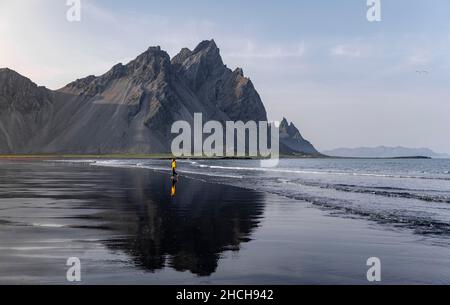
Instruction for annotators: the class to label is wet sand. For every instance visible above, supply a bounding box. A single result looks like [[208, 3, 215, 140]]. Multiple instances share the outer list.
[[0, 160, 449, 284]]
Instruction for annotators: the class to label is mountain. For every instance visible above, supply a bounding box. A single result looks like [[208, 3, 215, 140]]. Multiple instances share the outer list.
[[0, 40, 317, 155], [279, 118, 318, 155], [322, 146, 450, 158], [0, 68, 54, 152]]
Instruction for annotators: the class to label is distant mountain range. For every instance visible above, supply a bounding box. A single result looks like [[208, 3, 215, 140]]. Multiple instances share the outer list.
[[0, 40, 318, 155], [322, 146, 450, 158]]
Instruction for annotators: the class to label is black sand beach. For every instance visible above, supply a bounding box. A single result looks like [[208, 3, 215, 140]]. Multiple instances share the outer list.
[[0, 160, 449, 284]]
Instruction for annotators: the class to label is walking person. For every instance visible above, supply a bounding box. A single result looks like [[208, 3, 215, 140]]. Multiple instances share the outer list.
[[171, 158, 177, 177]]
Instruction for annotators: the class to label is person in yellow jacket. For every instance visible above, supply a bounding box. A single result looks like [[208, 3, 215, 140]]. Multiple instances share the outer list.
[[171, 158, 178, 197], [171, 158, 177, 177]]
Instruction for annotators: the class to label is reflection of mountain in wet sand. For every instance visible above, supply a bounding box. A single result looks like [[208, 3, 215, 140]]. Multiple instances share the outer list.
[[102, 168, 266, 276]]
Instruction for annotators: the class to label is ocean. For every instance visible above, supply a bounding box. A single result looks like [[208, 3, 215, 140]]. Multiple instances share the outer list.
[[93, 158, 450, 240], [0, 158, 449, 284]]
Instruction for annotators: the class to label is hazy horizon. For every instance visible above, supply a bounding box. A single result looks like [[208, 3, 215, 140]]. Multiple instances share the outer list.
[[1, 0, 449, 153]]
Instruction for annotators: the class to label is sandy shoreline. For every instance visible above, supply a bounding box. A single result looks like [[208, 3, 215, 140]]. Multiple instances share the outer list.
[[0, 160, 449, 284]]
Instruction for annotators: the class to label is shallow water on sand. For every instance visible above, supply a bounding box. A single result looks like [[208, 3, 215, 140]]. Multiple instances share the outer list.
[[0, 160, 450, 284], [93, 158, 450, 239]]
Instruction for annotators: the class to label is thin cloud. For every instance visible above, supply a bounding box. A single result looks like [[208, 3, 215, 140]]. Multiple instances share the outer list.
[[330, 44, 363, 58], [83, 0, 118, 24], [225, 41, 306, 59], [407, 50, 431, 65]]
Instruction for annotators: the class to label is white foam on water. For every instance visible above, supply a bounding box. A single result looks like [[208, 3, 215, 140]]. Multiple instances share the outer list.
[[0, 246, 62, 251], [31, 223, 66, 228], [191, 163, 450, 181]]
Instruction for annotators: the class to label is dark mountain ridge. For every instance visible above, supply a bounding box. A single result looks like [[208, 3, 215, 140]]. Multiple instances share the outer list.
[[323, 146, 449, 158], [0, 40, 318, 155]]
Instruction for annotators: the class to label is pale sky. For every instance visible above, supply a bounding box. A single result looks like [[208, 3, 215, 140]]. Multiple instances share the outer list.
[[1, 0, 449, 153]]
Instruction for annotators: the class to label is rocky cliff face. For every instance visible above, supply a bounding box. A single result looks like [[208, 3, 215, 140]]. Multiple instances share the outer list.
[[0, 68, 54, 153], [172, 40, 267, 122], [0, 40, 317, 155], [279, 118, 319, 155]]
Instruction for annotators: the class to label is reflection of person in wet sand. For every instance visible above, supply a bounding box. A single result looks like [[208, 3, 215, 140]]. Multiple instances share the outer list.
[[101, 167, 265, 276], [171, 178, 177, 197]]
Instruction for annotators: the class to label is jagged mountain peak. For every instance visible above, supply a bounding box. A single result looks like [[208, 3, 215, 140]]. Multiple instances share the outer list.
[[187, 40, 223, 68], [126, 46, 171, 75], [172, 48, 193, 65], [0, 67, 52, 132], [280, 118, 298, 134], [280, 118, 305, 139], [61, 46, 172, 96], [0, 68, 34, 85], [105, 63, 126, 79], [0, 68, 49, 98], [193, 39, 218, 52], [172, 40, 221, 70], [62, 75, 97, 92], [133, 46, 167, 62], [233, 67, 244, 77], [170, 41, 266, 122], [0, 40, 318, 155], [0, 67, 15, 75], [278, 118, 318, 155], [172, 40, 225, 95]]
